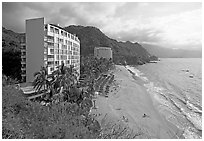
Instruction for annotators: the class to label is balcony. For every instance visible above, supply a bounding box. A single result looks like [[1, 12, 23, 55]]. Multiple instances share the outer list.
[[47, 45, 54, 48], [21, 67, 26, 71], [48, 58, 54, 61], [21, 55, 26, 59], [21, 61, 26, 64], [47, 39, 54, 43]]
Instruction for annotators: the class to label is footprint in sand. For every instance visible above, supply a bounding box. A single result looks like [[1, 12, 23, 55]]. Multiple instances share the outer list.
[[142, 113, 150, 118], [122, 115, 129, 122]]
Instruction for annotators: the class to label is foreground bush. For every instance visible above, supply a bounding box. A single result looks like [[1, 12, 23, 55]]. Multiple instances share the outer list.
[[2, 86, 100, 139]]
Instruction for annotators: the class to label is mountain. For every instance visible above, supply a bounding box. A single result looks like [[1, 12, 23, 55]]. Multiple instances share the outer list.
[[142, 43, 202, 58], [2, 27, 22, 80], [2, 27, 21, 52], [64, 25, 156, 64]]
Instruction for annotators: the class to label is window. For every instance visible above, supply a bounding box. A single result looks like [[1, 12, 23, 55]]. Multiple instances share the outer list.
[[20, 36, 26, 43], [71, 35, 74, 40], [50, 49, 54, 54], [21, 45, 26, 50], [61, 30, 63, 35], [69, 51, 72, 55], [22, 64, 26, 68], [50, 67, 54, 71], [50, 26, 54, 32], [47, 42, 54, 48], [48, 55, 54, 58], [48, 61, 54, 65], [60, 50, 62, 54], [68, 41, 72, 46], [55, 61, 59, 65], [22, 58, 26, 62], [60, 39, 63, 43], [22, 70, 26, 74], [63, 45, 67, 49], [65, 32, 67, 37], [55, 49, 58, 54], [55, 28, 59, 34]]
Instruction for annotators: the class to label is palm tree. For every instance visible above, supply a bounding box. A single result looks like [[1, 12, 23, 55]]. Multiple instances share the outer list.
[[48, 62, 79, 102], [33, 66, 50, 94]]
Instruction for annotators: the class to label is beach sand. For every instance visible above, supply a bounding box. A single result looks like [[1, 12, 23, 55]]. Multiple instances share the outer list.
[[91, 65, 183, 139]]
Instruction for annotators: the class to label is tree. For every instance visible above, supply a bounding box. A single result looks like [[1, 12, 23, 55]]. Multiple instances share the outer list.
[[50, 63, 79, 93], [48, 62, 80, 103], [33, 66, 50, 94]]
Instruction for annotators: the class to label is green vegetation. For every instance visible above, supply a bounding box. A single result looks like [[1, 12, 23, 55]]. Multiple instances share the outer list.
[[2, 56, 114, 139], [2, 27, 22, 81]]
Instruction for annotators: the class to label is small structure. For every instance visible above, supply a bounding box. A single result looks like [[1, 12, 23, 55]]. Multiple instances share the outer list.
[[94, 47, 112, 59]]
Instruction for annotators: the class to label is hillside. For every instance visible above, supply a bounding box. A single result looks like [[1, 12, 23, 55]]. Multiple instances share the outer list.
[[2, 27, 22, 80], [64, 25, 155, 64], [142, 43, 202, 58], [2, 27, 21, 52]]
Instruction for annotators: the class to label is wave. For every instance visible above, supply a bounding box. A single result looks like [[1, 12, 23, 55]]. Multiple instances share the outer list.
[[127, 65, 202, 139], [125, 65, 149, 82]]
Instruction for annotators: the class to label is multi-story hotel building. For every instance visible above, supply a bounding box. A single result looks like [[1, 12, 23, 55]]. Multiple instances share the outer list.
[[20, 17, 80, 82]]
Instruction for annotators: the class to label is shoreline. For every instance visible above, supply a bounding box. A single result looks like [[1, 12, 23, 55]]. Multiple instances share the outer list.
[[91, 65, 184, 139]]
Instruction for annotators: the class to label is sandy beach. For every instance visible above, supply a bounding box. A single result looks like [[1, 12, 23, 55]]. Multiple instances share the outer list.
[[91, 65, 183, 139]]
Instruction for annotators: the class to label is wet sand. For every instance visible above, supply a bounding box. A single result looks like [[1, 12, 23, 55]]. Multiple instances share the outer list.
[[91, 65, 183, 139]]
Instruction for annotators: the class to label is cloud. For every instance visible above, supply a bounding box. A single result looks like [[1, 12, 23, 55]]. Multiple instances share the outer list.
[[2, 2, 202, 49]]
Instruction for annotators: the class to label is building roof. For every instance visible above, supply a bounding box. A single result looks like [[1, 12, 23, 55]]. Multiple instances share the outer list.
[[49, 23, 65, 31], [95, 47, 112, 50], [49, 23, 79, 40]]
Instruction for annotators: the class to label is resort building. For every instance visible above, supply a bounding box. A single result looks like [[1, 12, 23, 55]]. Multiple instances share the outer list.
[[94, 47, 112, 60], [20, 17, 80, 82]]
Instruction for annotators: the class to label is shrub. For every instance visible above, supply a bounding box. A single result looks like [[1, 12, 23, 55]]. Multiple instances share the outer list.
[[2, 86, 100, 139]]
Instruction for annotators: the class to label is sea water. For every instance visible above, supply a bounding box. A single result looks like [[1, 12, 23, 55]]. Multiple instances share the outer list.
[[127, 58, 202, 139]]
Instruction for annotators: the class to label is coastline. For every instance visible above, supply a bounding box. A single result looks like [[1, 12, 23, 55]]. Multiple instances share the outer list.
[[91, 65, 184, 139]]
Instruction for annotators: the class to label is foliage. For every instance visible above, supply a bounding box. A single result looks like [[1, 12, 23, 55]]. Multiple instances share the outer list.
[[2, 50, 21, 81], [2, 86, 100, 139], [50, 64, 79, 93], [33, 66, 50, 93], [2, 27, 22, 81], [80, 55, 113, 81], [2, 74, 19, 86]]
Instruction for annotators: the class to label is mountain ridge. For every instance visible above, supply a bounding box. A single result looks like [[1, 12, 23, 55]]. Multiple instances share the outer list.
[[64, 25, 155, 64]]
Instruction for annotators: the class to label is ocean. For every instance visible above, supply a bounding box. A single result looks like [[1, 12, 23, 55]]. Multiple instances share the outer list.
[[127, 58, 202, 139]]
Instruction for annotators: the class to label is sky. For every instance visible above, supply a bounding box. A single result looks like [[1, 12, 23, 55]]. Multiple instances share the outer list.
[[2, 2, 202, 50]]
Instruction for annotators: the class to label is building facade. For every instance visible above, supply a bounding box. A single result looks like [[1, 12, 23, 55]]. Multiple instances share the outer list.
[[20, 17, 80, 82], [94, 47, 112, 60]]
